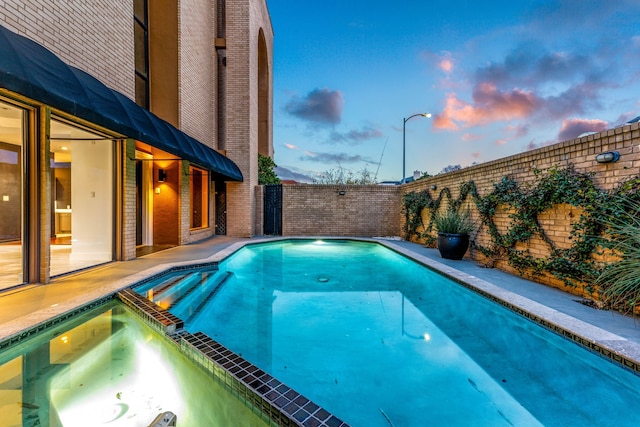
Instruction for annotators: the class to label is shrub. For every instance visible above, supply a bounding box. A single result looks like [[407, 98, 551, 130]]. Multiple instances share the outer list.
[[433, 208, 475, 235], [597, 197, 640, 312]]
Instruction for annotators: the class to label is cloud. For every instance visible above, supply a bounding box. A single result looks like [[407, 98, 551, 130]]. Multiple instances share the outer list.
[[284, 88, 344, 125], [439, 58, 454, 74], [327, 126, 384, 145], [525, 139, 555, 151], [557, 118, 608, 141], [505, 124, 530, 138], [433, 83, 540, 130], [283, 143, 298, 150], [461, 133, 482, 142], [275, 166, 314, 183], [300, 150, 376, 164], [475, 44, 592, 88], [420, 50, 454, 74], [496, 139, 507, 146]]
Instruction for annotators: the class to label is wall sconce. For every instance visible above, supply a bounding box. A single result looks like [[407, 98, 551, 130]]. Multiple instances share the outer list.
[[338, 190, 346, 196], [430, 184, 437, 191], [595, 151, 620, 164], [158, 169, 167, 182]]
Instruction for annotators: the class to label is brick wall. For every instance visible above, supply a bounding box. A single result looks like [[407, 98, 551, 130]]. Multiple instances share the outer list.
[[269, 121, 640, 295], [0, 0, 134, 97], [401, 121, 640, 292], [123, 139, 137, 261], [178, 0, 216, 145], [255, 185, 264, 235], [224, 0, 273, 237], [282, 184, 401, 237]]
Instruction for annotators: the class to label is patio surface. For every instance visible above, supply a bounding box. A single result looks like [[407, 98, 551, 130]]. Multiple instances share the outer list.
[[1, 235, 639, 364]]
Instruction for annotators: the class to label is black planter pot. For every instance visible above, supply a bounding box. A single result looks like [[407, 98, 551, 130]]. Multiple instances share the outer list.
[[437, 232, 469, 260]]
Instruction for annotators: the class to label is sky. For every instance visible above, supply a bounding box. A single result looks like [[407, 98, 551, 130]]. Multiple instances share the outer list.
[[267, 0, 640, 184]]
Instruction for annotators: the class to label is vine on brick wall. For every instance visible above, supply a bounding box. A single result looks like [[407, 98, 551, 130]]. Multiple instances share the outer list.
[[402, 188, 450, 246], [402, 164, 640, 305]]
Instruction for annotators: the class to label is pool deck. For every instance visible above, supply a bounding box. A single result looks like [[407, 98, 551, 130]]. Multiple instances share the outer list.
[[1, 236, 640, 367]]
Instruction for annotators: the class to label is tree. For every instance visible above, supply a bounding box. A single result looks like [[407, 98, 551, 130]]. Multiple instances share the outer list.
[[312, 166, 377, 185], [258, 154, 281, 185]]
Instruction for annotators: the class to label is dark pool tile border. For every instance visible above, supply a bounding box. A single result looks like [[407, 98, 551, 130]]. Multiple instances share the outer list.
[[445, 278, 640, 376], [372, 239, 640, 378], [180, 332, 349, 427], [114, 289, 348, 427], [117, 288, 184, 335], [0, 294, 113, 352]]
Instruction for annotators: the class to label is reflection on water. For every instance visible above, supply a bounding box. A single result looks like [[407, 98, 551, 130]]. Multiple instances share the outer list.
[[0, 301, 268, 427]]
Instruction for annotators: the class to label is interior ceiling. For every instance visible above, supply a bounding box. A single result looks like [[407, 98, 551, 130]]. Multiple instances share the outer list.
[[50, 119, 103, 155], [0, 101, 104, 156]]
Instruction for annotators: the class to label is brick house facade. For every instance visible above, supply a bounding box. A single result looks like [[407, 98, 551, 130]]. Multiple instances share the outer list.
[[0, 0, 273, 289]]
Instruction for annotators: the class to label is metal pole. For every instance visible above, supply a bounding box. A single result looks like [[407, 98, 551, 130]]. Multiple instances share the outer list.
[[402, 118, 407, 184], [402, 113, 431, 183]]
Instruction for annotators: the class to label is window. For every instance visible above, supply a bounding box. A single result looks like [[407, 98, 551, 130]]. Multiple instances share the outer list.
[[190, 166, 209, 229], [0, 100, 26, 289], [50, 120, 114, 277], [134, 0, 149, 108]]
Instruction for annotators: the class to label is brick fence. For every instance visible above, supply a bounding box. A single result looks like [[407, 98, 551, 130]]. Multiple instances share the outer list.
[[401, 120, 640, 294], [267, 120, 640, 297], [281, 184, 401, 237]]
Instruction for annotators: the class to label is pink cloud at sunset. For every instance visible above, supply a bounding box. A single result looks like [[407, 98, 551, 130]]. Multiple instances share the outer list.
[[439, 58, 454, 73], [433, 83, 541, 131]]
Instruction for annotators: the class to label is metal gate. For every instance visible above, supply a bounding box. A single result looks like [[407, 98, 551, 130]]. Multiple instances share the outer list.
[[215, 182, 226, 235], [263, 184, 282, 235]]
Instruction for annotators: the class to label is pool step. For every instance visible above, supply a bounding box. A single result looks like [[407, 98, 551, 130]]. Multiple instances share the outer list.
[[151, 275, 188, 298], [153, 272, 199, 299], [167, 272, 214, 309], [185, 271, 234, 324]]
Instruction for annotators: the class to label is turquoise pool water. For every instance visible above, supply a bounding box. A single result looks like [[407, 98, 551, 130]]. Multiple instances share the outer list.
[[137, 239, 640, 426], [0, 301, 268, 427]]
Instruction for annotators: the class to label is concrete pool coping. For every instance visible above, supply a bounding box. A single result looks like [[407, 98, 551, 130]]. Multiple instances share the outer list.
[[1, 235, 640, 368]]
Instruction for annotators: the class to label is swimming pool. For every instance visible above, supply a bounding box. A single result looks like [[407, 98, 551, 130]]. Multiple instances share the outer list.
[[0, 300, 269, 427], [136, 239, 640, 426]]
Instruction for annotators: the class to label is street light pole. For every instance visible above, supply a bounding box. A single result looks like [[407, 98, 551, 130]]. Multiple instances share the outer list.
[[402, 112, 431, 183]]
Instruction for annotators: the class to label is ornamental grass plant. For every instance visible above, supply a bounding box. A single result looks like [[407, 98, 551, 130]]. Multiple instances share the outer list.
[[433, 207, 475, 235], [597, 197, 640, 313]]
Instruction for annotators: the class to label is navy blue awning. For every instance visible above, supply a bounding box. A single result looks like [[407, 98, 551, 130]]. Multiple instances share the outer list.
[[0, 24, 242, 182]]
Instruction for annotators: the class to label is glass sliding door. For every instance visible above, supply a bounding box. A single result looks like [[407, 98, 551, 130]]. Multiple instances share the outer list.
[[0, 101, 26, 290], [50, 120, 114, 277]]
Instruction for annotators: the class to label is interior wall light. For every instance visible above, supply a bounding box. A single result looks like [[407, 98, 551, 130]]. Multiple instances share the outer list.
[[595, 151, 620, 164], [158, 169, 167, 182]]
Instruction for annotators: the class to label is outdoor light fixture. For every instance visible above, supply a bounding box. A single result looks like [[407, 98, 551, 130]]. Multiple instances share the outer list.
[[338, 190, 346, 196], [158, 169, 167, 182], [595, 151, 620, 164], [430, 184, 437, 191], [402, 113, 431, 183]]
